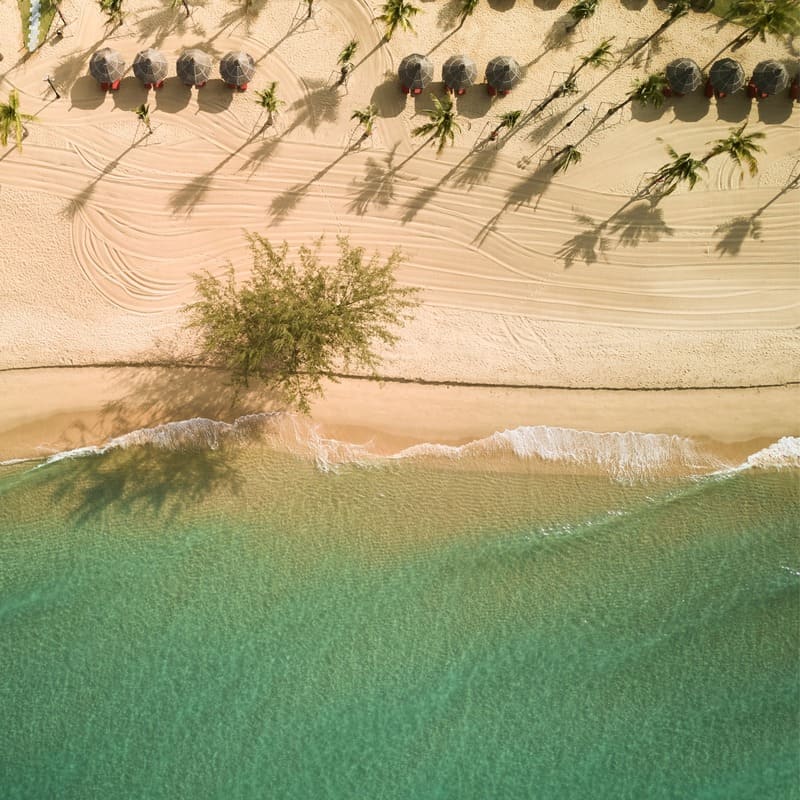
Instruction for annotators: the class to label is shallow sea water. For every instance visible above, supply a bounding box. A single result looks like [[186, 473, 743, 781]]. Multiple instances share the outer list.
[[0, 435, 798, 799]]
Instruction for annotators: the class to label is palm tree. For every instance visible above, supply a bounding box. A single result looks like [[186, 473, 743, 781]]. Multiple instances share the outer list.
[[728, 0, 800, 46], [566, 0, 599, 33], [411, 94, 461, 154], [99, 0, 124, 27], [575, 37, 615, 74], [645, 145, 707, 197], [133, 103, 152, 134], [604, 73, 668, 120], [459, 0, 480, 28], [337, 39, 358, 84], [489, 109, 522, 140], [255, 82, 283, 127], [381, 0, 420, 41], [702, 123, 766, 177], [551, 145, 583, 175], [0, 89, 37, 152], [352, 105, 378, 138]]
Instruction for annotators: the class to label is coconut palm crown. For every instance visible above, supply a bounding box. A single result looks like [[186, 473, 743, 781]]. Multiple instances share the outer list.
[[728, 0, 800, 43], [551, 145, 583, 175], [352, 105, 378, 137], [411, 94, 461, 154], [703, 123, 766, 177], [255, 82, 284, 125], [381, 0, 420, 40], [567, 0, 599, 31], [647, 145, 708, 197], [0, 89, 37, 152]]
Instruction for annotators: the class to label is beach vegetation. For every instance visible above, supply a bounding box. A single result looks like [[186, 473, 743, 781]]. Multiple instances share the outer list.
[[727, 0, 800, 44], [459, 0, 480, 28], [99, 0, 125, 27], [0, 89, 37, 152], [490, 109, 522, 140], [381, 0, 420, 40], [255, 82, 283, 126], [185, 236, 420, 412], [352, 105, 378, 138], [134, 103, 152, 134], [702, 123, 766, 176], [412, 94, 461, 154], [551, 145, 583, 174], [604, 73, 669, 119], [337, 39, 358, 84], [566, 0, 600, 32], [646, 145, 708, 197]]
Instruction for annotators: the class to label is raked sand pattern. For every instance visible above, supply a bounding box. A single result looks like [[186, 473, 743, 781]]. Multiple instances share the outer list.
[[0, 0, 798, 400]]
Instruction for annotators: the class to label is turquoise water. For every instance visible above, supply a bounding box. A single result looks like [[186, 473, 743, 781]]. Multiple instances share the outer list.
[[1, 440, 798, 799]]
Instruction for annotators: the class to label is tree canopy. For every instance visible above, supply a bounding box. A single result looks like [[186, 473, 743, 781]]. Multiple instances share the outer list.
[[184, 236, 419, 412]]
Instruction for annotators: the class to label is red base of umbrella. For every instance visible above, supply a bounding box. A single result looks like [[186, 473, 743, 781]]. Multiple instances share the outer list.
[[100, 80, 121, 91], [445, 86, 467, 96]]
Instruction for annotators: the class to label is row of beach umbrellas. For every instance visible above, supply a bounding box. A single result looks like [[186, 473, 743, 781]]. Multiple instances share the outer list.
[[398, 54, 521, 96], [667, 57, 798, 99], [89, 48, 256, 90]]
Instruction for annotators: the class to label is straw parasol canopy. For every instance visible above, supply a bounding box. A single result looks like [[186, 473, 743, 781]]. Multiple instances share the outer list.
[[398, 54, 433, 91], [751, 60, 789, 96], [176, 49, 213, 87], [709, 58, 745, 95], [665, 58, 703, 95], [442, 55, 477, 92], [89, 48, 126, 85], [132, 49, 168, 86], [220, 51, 256, 88], [485, 56, 521, 93]]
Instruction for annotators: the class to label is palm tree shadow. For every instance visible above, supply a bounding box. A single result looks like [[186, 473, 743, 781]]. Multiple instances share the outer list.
[[289, 79, 343, 133], [557, 214, 610, 269], [136, 2, 207, 48], [347, 146, 400, 215], [607, 202, 675, 247], [713, 215, 762, 256]]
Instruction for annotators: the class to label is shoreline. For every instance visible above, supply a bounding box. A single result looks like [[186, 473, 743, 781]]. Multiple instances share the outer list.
[[1, 366, 797, 465]]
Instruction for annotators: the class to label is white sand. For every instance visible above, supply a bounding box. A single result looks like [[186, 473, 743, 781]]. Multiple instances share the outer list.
[[0, 0, 798, 456]]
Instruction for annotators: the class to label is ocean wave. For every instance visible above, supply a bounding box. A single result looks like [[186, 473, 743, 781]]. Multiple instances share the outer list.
[[3, 414, 797, 481]]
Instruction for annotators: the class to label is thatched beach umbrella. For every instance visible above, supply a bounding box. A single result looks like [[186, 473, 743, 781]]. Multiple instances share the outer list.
[[749, 60, 789, 99], [220, 51, 256, 91], [706, 58, 745, 98], [89, 48, 126, 91], [398, 53, 433, 96], [176, 49, 213, 88], [485, 56, 521, 96], [665, 58, 703, 96], [442, 55, 477, 96], [133, 49, 168, 90]]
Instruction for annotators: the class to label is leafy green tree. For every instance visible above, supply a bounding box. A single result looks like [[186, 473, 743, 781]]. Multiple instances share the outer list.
[[412, 94, 461, 154], [489, 109, 522, 140], [551, 145, 583, 174], [701, 123, 766, 177], [728, 0, 800, 45], [604, 73, 668, 120], [645, 145, 707, 197], [255, 82, 283, 126], [352, 105, 378, 138], [0, 89, 37, 152], [184, 236, 419, 412], [566, 0, 599, 33], [459, 0, 480, 28], [99, 0, 124, 26], [133, 103, 152, 133], [381, 0, 420, 40]]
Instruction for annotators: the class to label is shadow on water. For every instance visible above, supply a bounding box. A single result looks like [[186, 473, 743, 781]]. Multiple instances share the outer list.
[[47, 444, 243, 526]]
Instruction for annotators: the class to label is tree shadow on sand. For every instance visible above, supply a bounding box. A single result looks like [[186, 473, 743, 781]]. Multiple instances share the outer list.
[[713, 170, 800, 256], [556, 199, 675, 268], [347, 145, 401, 215], [136, 1, 208, 48]]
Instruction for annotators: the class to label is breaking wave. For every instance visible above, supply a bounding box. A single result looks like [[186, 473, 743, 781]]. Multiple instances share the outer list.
[[2, 415, 797, 482]]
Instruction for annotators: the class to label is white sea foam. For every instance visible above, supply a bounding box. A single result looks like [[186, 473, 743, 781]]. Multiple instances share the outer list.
[[5, 414, 797, 482]]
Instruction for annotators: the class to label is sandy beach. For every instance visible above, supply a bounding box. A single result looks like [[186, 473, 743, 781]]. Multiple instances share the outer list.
[[1, 0, 798, 459]]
